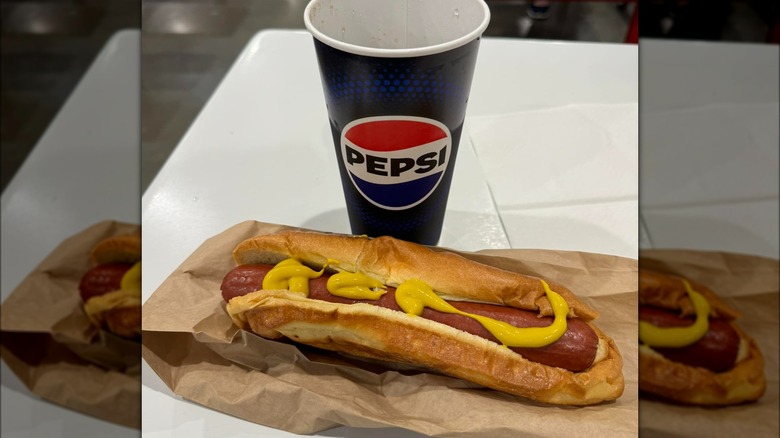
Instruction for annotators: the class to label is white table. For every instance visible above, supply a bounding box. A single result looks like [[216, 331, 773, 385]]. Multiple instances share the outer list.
[[640, 39, 779, 259], [1, 30, 140, 438], [142, 30, 637, 437]]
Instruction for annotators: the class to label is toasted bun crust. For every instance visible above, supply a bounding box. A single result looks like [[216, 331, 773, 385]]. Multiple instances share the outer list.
[[91, 231, 141, 265], [228, 231, 624, 405], [230, 290, 623, 405], [639, 270, 765, 405], [86, 232, 141, 338], [639, 270, 740, 319], [103, 306, 141, 339], [233, 230, 599, 320], [639, 330, 765, 405]]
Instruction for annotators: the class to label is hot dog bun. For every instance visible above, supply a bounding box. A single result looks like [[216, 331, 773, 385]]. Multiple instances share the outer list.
[[91, 230, 142, 265], [83, 231, 141, 339], [226, 230, 624, 405], [232, 231, 599, 320], [639, 270, 765, 405]]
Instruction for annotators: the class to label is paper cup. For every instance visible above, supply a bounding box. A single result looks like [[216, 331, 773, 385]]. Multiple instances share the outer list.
[[305, 0, 490, 245]]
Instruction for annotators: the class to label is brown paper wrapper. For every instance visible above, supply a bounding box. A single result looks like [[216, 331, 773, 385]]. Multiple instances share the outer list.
[[0, 220, 141, 429], [142, 220, 638, 436], [639, 249, 779, 437]]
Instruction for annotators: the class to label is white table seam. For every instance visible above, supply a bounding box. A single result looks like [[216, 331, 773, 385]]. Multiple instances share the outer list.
[[494, 194, 638, 211], [463, 127, 511, 242]]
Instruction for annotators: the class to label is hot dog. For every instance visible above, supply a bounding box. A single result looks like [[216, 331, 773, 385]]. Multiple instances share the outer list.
[[79, 231, 141, 339], [221, 230, 624, 406], [639, 270, 765, 405]]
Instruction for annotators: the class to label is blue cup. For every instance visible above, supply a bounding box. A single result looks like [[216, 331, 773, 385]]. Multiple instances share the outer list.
[[305, 0, 490, 245]]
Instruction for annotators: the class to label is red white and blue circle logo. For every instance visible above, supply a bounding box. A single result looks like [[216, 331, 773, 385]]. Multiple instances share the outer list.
[[341, 116, 451, 210]]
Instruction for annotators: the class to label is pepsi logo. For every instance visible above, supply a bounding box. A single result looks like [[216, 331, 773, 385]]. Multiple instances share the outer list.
[[341, 116, 451, 210]]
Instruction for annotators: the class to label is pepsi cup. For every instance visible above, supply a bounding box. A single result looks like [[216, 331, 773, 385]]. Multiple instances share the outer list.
[[304, 0, 490, 245]]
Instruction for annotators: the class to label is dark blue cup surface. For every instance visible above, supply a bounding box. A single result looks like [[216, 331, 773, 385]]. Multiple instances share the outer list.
[[312, 38, 482, 245]]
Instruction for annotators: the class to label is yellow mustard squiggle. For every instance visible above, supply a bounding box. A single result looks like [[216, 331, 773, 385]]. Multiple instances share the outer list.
[[639, 279, 710, 348], [262, 259, 569, 348], [394, 278, 569, 348], [327, 272, 387, 300], [262, 259, 324, 295]]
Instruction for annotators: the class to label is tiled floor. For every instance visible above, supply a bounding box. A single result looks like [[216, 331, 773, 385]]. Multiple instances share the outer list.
[[1, 1, 776, 193]]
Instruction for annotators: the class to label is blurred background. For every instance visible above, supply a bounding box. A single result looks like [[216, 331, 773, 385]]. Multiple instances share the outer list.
[[2, 1, 141, 437], [1, 0, 140, 191]]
